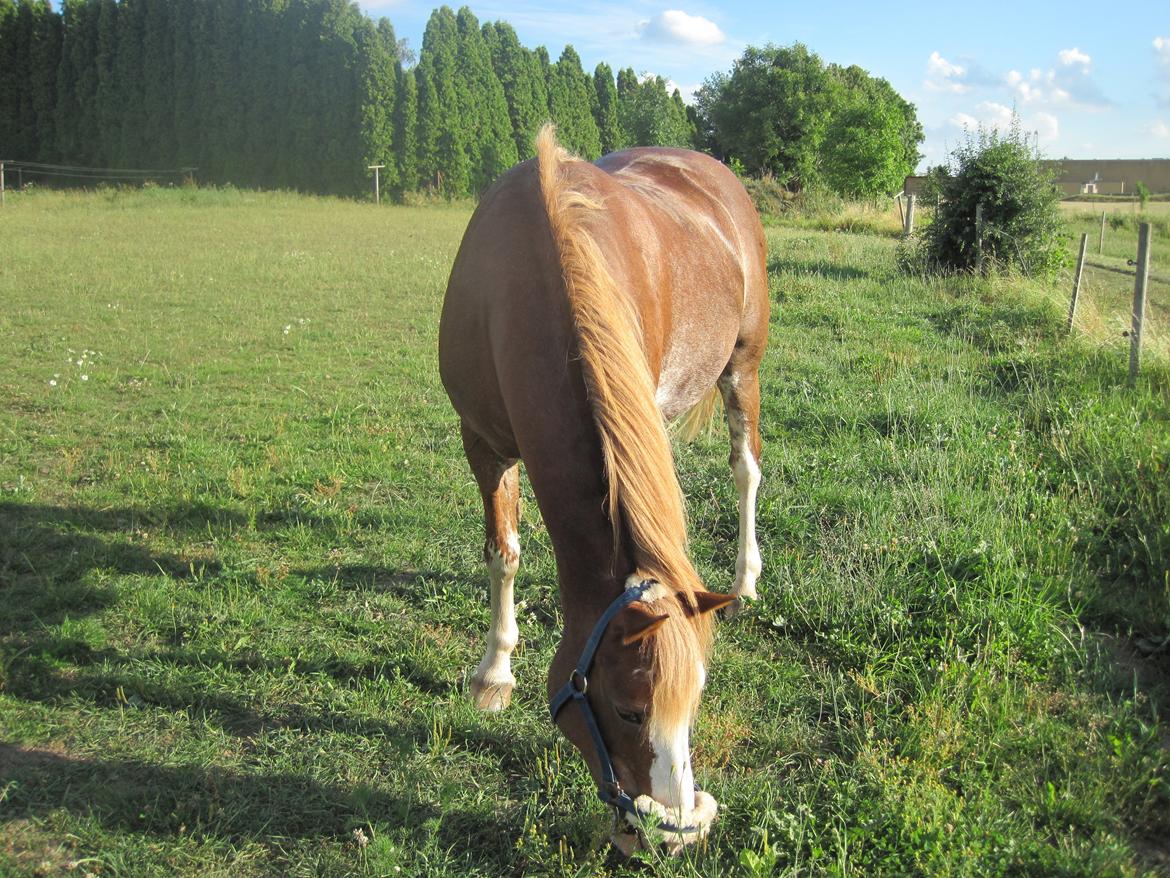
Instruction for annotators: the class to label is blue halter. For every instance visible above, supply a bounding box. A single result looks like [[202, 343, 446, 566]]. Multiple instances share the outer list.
[[548, 580, 698, 836]]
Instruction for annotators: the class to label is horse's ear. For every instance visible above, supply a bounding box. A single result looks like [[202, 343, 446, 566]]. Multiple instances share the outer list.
[[620, 612, 669, 646], [686, 590, 737, 617]]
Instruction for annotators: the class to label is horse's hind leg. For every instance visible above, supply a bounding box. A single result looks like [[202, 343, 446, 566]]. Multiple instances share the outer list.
[[461, 423, 521, 711], [717, 362, 763, 613]]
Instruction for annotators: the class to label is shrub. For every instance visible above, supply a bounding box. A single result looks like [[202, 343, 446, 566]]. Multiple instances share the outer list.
[[1135, 181, 1150, 211], [922, 119, 1065, 278]]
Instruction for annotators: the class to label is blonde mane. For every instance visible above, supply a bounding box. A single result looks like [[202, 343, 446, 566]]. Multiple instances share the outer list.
[[535, 124, 713, 730]]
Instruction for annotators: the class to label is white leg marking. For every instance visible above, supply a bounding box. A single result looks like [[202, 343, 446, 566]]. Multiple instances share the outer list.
[[729, 411, 762, 604], [472, 533, 519, 711]]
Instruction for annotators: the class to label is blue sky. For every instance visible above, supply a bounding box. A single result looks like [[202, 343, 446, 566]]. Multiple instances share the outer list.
[[361, 0, 1170, 170]]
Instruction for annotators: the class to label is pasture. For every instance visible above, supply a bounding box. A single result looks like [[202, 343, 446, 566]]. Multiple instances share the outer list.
[[1, 188, 1168, 877]]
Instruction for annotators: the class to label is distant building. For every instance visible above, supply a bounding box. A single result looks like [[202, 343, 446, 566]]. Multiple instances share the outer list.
[[1045, 159, 1170, 195]]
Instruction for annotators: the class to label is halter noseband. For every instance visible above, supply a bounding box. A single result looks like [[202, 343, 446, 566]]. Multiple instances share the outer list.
[[548, 580, 699, 836]]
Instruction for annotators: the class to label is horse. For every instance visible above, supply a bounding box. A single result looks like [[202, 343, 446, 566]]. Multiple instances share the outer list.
[[438, 125, 769, 853]]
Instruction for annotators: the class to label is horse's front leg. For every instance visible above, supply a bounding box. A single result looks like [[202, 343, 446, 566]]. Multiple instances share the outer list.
[[461, 424, 521, 711]]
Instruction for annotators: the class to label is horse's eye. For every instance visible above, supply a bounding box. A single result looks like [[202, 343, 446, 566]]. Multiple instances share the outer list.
[[615, 706, 646, 726]]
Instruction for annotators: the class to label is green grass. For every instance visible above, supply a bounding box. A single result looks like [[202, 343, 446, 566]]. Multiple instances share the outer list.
[[1, 187, 1168, 877]]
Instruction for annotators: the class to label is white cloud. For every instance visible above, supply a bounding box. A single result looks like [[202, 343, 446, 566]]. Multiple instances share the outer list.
[[1034, 111, 1060, 141], [949, 101, 1013, 133], [1005, 53, 1109, 110], [949, 111, 980, 130], [640, 10, 725, 47], [1156, 37, 1170, 108], [1151, 120, 1170, 138], [925, 51, 969, 93], [1058, 47, 1091, 67]]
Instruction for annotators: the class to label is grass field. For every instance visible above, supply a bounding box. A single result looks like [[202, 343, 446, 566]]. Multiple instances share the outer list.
[[2, 187, 1168, 877]]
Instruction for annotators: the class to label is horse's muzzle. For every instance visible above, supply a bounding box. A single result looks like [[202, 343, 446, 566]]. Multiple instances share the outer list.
[[609, 789, 719, 856]]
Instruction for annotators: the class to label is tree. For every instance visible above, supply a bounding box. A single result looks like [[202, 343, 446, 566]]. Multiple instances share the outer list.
[[697, 43, 922, 195], [592, 62, 621, 154], [394, 60, 418, 191], [620, 74, 693, 148], [547, 45, 600, 159], [821, 90, 908, 197], [485, 21, 548, 160], [361, 17, 400, 193], [416, 6, 469, 195], [455, 6, 515, 192]]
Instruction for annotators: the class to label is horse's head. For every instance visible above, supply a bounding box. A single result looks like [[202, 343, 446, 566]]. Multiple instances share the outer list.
[[548, 577, 734, 853]]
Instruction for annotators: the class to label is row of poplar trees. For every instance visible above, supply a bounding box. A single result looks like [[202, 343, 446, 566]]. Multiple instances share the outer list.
[[0, 0, 694, 196]]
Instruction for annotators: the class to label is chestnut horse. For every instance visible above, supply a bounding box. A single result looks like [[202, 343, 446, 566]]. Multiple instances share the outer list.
[[438, 126, 768, 851]]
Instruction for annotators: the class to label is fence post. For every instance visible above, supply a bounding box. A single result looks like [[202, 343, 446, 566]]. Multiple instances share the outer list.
[[1, 161, 5, 206], [1098, 210, 1106, 255], [904, 194, 916, 237], [1067, 233, 1088, 332], [974, 203, 984, 275], [1129, 222, 1151, 383]]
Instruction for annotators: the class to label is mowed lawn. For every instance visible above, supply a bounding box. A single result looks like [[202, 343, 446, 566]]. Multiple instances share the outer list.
[[1, 188, 1168, 877]]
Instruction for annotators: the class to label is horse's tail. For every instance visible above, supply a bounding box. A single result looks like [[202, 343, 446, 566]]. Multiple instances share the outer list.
[[674, 386, 724, 443], [534, 124, 704, 607]]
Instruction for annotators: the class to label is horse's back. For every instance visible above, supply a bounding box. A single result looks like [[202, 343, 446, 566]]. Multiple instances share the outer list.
[[594, 148, 769, 419], [439, 146, 768, 449]]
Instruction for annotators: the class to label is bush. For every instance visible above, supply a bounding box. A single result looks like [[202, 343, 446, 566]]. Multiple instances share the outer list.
[[1135, 181, 1150, 211], [922, 120, 1065, 278]]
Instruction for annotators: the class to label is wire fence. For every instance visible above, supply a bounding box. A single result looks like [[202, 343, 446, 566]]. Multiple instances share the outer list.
[[0, 159, 196, 187]]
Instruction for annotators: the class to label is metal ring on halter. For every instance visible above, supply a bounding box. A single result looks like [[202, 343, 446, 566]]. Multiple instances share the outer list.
[[568, 668, 587, 694]]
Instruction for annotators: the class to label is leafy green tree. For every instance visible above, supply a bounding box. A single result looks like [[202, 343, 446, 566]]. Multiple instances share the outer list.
[[484, 21, 548, 160], [417, 6, 469, 195], [547, 45, 600, 158], [698, 43, 922, 195], [821, 90, 908, 197], [455, 6, 515, 191], [924, 119, 1064, 277], [114, 0, 146, 167], [620, 73, 693, 148], [394, 60, 418, 191], [140, 0, 174, 167], [703, 43, 833, 189], [361, 17, 400, 193], [94, 0, 119, 165], [592, 62, 621, 153]]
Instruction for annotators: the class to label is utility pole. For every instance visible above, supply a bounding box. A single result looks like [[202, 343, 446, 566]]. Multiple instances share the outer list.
[[368, 164, 385, 204]]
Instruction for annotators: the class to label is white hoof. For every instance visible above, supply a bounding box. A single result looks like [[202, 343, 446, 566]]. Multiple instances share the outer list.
[[471, 673, 515, 711]]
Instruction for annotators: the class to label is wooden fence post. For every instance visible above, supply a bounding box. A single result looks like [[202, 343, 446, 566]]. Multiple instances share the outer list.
[[1067, 232, 1088, 331], [1129, 222, 1151, 383], [1098, 210, 1106, 255], [904, 194, 916, 237], [974, 203, 984, 275], [1, 161, 5, 206]]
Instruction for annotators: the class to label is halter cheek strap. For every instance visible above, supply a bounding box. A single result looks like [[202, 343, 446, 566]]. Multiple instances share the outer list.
[[548, 580, 698, 836]]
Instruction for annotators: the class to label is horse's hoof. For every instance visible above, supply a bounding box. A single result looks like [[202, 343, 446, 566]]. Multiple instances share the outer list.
[[471, 675, 515, 711]]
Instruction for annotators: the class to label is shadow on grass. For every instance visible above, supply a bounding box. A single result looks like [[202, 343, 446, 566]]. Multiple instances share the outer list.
[[0, 742, 430, 840], [769, 256, 870, 281]]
